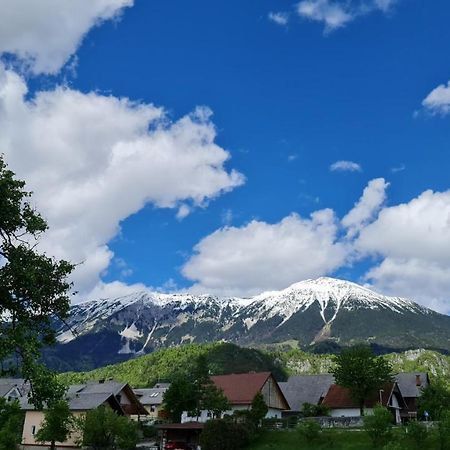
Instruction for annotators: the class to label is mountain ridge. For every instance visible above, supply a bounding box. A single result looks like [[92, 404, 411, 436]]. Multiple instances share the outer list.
[[47, 277, 450, 372]]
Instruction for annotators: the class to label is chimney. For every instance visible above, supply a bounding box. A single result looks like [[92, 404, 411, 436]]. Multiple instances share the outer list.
[[415, 375, 421, 386]]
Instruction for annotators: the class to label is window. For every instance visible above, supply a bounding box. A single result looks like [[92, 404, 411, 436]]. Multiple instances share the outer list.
[[31, 426, 36, 435]]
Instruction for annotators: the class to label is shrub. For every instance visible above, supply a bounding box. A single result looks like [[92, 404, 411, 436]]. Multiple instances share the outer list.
[[363, 406, 393, 448], [300, 402, 330, 417], [407, 420, 428, 448], [436, 410, 450, 450], [200, 418, 251, 450], [297, 419, 321, 444], [382, 442, 403, 450]]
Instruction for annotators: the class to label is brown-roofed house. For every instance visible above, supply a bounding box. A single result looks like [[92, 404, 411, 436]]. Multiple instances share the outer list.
[[322, 382, 407, 424], [181, 372, 289, 423]]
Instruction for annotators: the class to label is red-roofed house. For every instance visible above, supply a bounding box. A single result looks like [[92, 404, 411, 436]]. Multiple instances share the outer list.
[[322, 383, 407, 424], [181, 372, 289, 423]]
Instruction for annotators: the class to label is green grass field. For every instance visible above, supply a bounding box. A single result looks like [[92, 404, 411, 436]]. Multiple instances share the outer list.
[[247, 429, 441, 450]]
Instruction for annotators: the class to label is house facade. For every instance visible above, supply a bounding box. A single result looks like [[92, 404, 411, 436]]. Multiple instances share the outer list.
[[181, 372, 290, 423], [133, 382, 170, 419], [395, 372, 429, 420], [21, 380, 147, 449], [322, 382, 407, 424]]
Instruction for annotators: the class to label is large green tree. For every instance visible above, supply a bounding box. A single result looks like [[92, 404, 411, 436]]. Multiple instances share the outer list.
[[331, 345, 393, 416], [0, 155, 74, 407], [36, 400, 74, 450], [77, 406, 139, 450]]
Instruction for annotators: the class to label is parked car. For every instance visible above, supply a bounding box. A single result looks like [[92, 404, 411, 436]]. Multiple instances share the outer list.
[[164, 441, 191, 450]]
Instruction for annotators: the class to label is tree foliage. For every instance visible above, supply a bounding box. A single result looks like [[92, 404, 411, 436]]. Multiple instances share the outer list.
[[0, 398, 24, 450], [0, 155, 73, 407], [163, 374, 197, 422], [418, 380, 450, 421], [300, 402, 330, 417], [250, 392, 268, 425], [76, 406, 139, 450], [363, 405, 393, 448], [164, 355, 229, 422], [36, 400, 74, 450], [200, 418, 251, 450], [331, 345, 393, 416]]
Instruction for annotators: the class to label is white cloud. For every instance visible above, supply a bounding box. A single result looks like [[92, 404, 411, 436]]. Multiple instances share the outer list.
[[422, 81, 450, 115], [0, 65, 244, 297], [182, 210, 348, 296], [342, 178, 389, 238], [330, 160, 362, 172], [296, 0, 397, 32], [0, 0, 133, 74], [297, 0, 352, 31], [356, 189, 450, 313], [268, 12, 290, 26]]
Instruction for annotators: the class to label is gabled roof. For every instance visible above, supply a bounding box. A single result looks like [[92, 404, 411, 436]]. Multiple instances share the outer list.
[[211, 372, 272, 405], [322, 383, 406, 410], [133, 386, 168, 406], [0, 378, 30, 397], [279, 375, 334, 411], [21, 380, 147, 415], [395, 373, 429, 398]]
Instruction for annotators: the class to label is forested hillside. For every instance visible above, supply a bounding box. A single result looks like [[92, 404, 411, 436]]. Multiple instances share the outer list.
[[58, 343, 450, 388]]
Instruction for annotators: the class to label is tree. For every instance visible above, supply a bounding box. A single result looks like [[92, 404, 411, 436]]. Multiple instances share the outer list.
[[363, 405, 393, 448], [331, 345, 393, 416], [163, 375, 197, 422], [76, 406, 139, 450], [0, 156, 73, 407], [36, 400, 74, 450], [418, 380, 450, 421], [249, 392, 268, 425], [201, 383, 230, 419], [0, 398, 24, 450]]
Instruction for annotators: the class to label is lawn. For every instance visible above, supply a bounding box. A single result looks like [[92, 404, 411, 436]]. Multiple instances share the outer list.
[[247, 428, 440, 450]]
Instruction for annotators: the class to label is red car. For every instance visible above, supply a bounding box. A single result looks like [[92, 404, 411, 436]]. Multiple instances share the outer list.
[[164, 441, 192, 450]]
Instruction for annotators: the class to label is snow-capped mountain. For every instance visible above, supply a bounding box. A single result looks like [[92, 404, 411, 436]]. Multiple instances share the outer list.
[[47, 277, 450, 371]]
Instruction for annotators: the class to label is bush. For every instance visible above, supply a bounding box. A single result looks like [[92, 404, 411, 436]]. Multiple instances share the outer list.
[[297, 419, 321, 444], [200, 418, 250, 450], [382, 442, 403, 450], [141, 423, 157, 439], [407, 420, 428, 448], [363, 406, 393, 448], [436, 410, 450, 450], [300, 402, 330, 417]]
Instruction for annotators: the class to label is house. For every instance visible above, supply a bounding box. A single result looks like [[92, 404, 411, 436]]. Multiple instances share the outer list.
[[181, 372, 290, 423], [279, 374, 334, 413], [322, 382, 407, 424], [395, 372, 429, 420], [0, 378, 28, 402], [21, 380, 147, 449], [133, 382, 170, 419]]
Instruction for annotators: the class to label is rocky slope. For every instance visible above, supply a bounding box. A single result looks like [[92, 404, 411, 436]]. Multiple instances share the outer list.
[[46, 277, 450, 371]]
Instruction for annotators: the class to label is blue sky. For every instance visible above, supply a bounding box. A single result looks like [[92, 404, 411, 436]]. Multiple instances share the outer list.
[[1, 0, 450, 312]]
